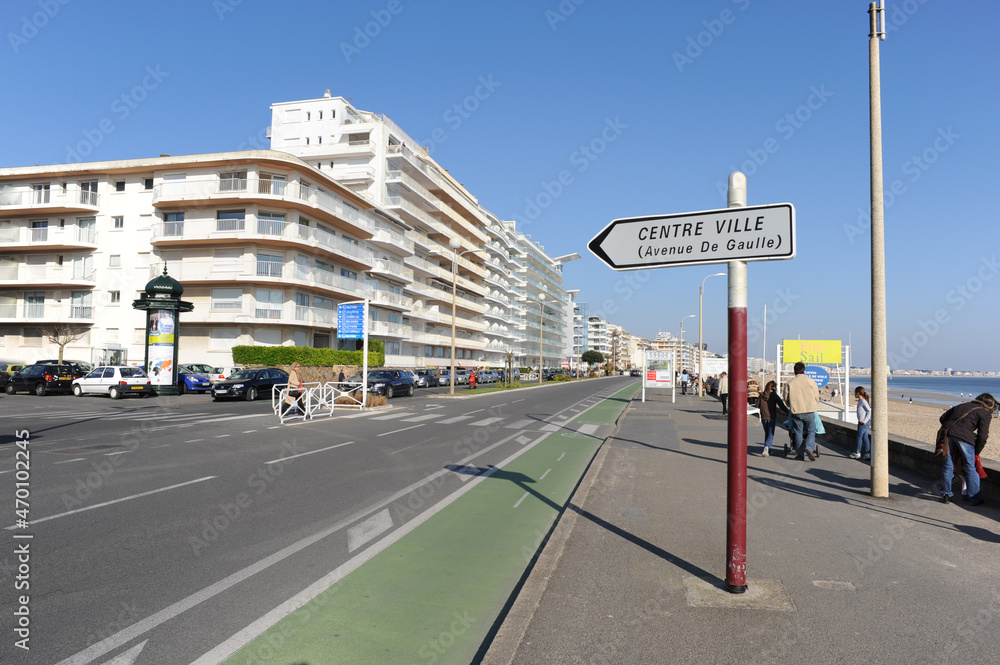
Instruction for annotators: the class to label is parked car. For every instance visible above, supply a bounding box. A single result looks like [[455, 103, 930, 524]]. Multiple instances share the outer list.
[[0, 361, 27, 376], [630, 369, 641, 377], [5, 364, 77, 395], [208, 366, 244, 384], [414, 369, 439, 388], [455, 369, 470, 385], [177, 370, 213, 395], [346, 369, 415, 398], [180, 363, 217, 376], [498, 368, 521, 382], [211, 367, 289, 401], [73, 366, 153, 399], [32, 359, 91, 376], [482, 370, 498, 384]]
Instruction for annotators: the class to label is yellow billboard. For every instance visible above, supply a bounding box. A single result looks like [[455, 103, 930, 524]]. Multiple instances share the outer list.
[[782, 340, 842, 364]]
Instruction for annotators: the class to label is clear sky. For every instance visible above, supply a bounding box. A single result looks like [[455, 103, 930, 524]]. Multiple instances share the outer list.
[[2, 0, 998, 371]]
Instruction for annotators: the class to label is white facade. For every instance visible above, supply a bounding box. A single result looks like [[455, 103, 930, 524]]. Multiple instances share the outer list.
[[269, 91, 572, 369]]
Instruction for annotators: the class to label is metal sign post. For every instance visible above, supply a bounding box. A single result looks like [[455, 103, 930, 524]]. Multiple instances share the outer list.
[[337, 299, 369, 409]]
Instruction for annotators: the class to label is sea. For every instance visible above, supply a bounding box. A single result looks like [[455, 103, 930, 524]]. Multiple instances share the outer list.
[[847, 376, 1000, 407]]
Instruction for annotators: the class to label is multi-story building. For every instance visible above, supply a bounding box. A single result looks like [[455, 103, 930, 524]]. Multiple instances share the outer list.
[[587, 316, 611, 361], [268, 91, 573, 369], [568, 292, 587, 369], [0, 150, 405, 365]]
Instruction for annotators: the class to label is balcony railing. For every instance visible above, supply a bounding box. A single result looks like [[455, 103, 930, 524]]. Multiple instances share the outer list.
[[30, 227, 48, 242], [257, 179, 287, 196], [256, 260, 284, 278], [0, 185, 100, 211], [79, 190, 98, 206], [24, 303, 45, 318], [70, 305, 93, 319]]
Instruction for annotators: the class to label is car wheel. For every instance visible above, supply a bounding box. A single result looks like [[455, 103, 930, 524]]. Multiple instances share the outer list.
[[109, 386, 121, 400], [5, 384, 14, 395], [35, 383, 46, 397], [178, 382, 186, 395], [407, 384, 414, 396], [386, 385, 394, 399], [73, 384, 83, 397], [246, 387, 257, 401]]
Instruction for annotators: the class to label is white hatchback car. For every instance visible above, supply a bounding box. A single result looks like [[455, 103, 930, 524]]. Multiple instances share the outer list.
[[209, 366, 244, 384], [73, 366, 153, 399]]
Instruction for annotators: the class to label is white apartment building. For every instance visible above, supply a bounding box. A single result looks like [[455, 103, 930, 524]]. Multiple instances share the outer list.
[[587, 316, 611, 360], [0, 150, 409, 365], [268, 91, 573, 369]]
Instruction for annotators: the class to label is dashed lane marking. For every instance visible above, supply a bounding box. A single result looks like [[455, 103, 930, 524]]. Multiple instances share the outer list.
[[267, 441, 355, 465], [438, 415, 473, 424], [378, 424, 425, 437]]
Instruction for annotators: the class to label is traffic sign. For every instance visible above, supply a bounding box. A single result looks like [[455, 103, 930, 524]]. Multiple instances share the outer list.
[[337, 303, 366, 339], [588, 203, 795, 271]]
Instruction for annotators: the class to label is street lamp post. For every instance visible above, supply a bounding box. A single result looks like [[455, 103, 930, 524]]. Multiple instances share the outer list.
[[680, 314, 695, 386], [448, 237, 480, 395], [699, 272, 727, 396], [538, 292, 546, 385]]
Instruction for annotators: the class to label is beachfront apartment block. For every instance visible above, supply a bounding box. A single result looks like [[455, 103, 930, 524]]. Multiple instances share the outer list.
[[0, 150, 410, 365], [0, 93, 576, 369], [268, 91, 574, 369]]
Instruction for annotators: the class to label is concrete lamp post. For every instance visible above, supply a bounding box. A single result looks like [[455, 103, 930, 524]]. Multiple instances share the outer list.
[[699, 272, 726, 396], [680, 314, 695, 385]]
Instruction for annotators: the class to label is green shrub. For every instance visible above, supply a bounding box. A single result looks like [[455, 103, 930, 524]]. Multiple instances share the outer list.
[[551, 373, 571, 382], [232, 340, 384, 367]]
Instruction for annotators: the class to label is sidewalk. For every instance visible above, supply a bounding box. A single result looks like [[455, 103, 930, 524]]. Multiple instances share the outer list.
[[484, 389, 1000, 665]]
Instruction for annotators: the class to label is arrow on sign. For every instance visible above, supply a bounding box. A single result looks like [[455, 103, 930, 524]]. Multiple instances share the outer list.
[[588, 203, 795, 271]]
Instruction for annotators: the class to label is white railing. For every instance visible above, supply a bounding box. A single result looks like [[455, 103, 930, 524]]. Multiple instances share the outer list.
[[70, 305, 93, 319], [218, 177, 248, 193], [256, 217, 288, 236], [256, 260, 284, 278], [216, 217, 246, 232], [257, 179, 287, 196], [79, 190, 98, 206]]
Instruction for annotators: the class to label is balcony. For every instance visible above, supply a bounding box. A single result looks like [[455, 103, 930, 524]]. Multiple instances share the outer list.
[[369, 226, 414, 256], [149, 260, 373, 301], [371, 290, 414, 311], [150, 216, 375, 271], [0, 301, 95, 323], [330, 165, 376, 184], [151, 177, 376, 238], [369, 320, 413, 339], [0, 264, 96, 288], [369, 259, 414, 283], [0, 185, 101, 217], [0, 221, 98, 251]]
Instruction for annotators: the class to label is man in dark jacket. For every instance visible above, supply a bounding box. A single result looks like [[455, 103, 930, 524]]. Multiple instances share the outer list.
[[939, 393, 995, 505]]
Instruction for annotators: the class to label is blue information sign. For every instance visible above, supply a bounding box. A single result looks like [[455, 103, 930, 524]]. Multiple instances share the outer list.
[[337, 303, 365, 339], [804, 365, 830, 389]]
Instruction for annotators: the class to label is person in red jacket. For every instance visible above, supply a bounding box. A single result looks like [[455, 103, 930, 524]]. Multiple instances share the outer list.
[[469, 371, 476, 390]]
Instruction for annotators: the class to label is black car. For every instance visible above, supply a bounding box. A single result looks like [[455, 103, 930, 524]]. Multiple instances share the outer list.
[[211, 368, 289, 401], [32, 359, 90, 377], [6, 364, 77, 395], [346, 369, 415, 398]]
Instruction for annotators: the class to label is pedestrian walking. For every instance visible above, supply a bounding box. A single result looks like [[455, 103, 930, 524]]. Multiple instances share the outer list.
[[681, 369, 690, 396], [786, 362, 820, 461], [938, 393, 995, 505], [851, 387, 872, 460], [718, 372, 729, 415], [285, 361, 305, 416], [756, 381, 787, 456]]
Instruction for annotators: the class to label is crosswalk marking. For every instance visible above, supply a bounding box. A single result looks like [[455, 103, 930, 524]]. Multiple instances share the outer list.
[[400, 414, 443, 422], [437, 415, 473, 424], [505, 419, 534, 429], [469, 417, 504, 427], [369, 412, 413, 421]]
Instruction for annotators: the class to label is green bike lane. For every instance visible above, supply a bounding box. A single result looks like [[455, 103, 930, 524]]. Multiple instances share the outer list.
[[220, 382, 639, 665]]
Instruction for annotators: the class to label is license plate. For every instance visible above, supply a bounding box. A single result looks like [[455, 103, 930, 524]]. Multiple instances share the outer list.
[[215, 389, 228, 394], [60, 376, 71, 381], [130, 386, 143, 390]]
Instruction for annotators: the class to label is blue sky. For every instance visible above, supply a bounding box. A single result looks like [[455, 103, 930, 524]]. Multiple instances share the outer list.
[[3, 0, 998, 371]]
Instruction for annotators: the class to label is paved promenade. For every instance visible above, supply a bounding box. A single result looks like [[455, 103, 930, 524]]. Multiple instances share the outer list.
[[484, 389, 1000, 665]]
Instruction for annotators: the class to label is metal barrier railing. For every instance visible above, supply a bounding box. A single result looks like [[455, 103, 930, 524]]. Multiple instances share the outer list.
[[275, 382, 365, 424]]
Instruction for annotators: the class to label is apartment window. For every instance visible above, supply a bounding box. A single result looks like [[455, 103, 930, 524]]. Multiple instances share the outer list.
[[29, 220, 47, 242], [425, 346, 434, 358], [305, 137, 310, 145], [32, 184, 50, 204], [143, 178, 154, 190], [164, 212, 184, 236], [106, 328, 119, 343], [114, 180, 125, 192], [387, 313, 401, 324], [218, 171, 247, 192], [257, 212, 286, 236], [317, 136, 322, 144], [22, 328, 43, 347], [340, 268, 356, 280], [109, 255, 121, 268], [348, 132, 370, 146], [112, 216, 124, 230], [71, 291, 93, 318], [331, 109, 336, 118], [254, 289, 283, 319], [306, 111, 311, 121], [258, 173, 286, 196], [318, 110, 323, 120], [256, 252, 283, 277], [73, 255, 94, 280], [109, 291, 121, 304], [78, 217, 96, 243], [80, 181, 98, 206], [216, 210, 245, 232], [436, 347, 446, 358], [210, 328, 240, 351], [211, 288, 243, 312], [24, 292, 44, 318], [342, 235, 358, 246], [385, 341, 400, 355]]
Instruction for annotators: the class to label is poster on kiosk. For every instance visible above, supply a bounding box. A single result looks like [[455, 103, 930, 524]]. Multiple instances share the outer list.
[[643, 350, 673, 389]]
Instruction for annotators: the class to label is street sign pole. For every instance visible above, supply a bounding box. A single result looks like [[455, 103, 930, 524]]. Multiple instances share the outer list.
[[726, 172, 749, 594]]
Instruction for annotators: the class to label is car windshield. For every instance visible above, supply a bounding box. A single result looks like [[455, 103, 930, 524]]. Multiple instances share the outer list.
[[228, 370, 258, 381]]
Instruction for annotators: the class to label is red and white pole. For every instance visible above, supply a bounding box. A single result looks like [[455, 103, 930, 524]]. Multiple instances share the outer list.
[[726, 172, 748, 594]]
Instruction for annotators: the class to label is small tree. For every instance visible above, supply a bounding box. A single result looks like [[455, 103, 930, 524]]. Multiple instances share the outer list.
[[581, 350, 604, 366], [43, 324, 89, 365]]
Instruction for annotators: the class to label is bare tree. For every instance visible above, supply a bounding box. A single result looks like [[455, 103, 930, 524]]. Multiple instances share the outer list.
[[42, 324, 89, 365]]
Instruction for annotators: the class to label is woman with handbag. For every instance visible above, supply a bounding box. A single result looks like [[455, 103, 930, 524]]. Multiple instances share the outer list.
[[851, 387, 872, 461], [938, 393, 995, 505]]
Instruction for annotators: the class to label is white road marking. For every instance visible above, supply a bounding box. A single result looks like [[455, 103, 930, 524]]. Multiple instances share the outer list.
[[242, 430, 257, 434], [557, 452, 566, 461], [378, 424, 425, 437], [369, 412, 413, 420], [104, 451, 131, 456], [512, 399, 526, 403], [505, 419, 534, 429], [400, 414, 443, 422], [423, 404, 446, 410], [542, 423, 560, 431], [186, 439, 204, 443], [150, 445, 170, 449], [98, 639, 147, 665], [189, 430, 541, 665], [513, 492, 529, 508], [347, 509, 394, 553], [215, 434, 230, 439], [466, 408, 485, 415], [469, 417, 504, 427], [52, 458, 87, 464], [391, 440, 428, 455], [578, 424, 598, 435], [266, 441, 354, 464], [6, 476, 216, 530], [539, 468, 552, 481], [437, 415, 473, 424], [516, 435, 532, 445]]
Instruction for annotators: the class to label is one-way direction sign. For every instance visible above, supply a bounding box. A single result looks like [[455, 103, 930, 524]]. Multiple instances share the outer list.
[[588, 203, 795, 271]]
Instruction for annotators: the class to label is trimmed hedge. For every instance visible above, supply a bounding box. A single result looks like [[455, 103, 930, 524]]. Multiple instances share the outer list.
[[231, 341, 384, 367]]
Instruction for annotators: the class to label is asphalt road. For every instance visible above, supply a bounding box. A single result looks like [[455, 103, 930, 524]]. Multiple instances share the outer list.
[[0, 376, 635, 665]]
